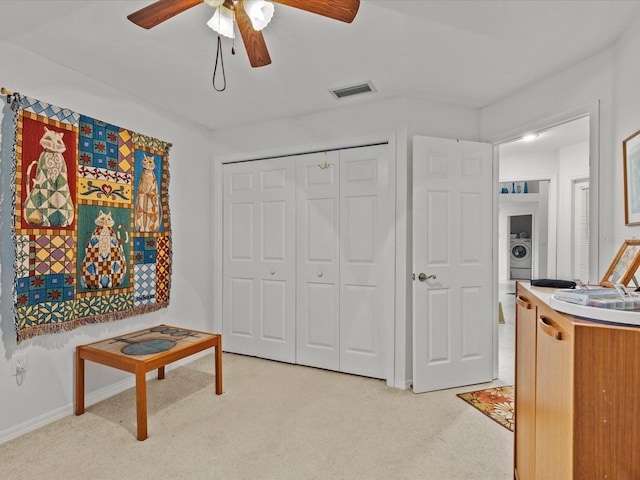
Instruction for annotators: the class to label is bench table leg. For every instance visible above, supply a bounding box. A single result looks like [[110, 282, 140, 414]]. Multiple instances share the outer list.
[[75, 351, 85, 415], [135, 367, 148, 441]]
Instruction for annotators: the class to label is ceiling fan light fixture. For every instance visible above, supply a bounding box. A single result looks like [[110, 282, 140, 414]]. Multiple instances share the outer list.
[[244, 0, 274, 31], [207, 5, 235, 38]]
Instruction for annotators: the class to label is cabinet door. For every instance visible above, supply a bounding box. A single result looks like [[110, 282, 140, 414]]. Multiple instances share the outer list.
[[534, 305, 573, 480], [514, 287, 537, 480]]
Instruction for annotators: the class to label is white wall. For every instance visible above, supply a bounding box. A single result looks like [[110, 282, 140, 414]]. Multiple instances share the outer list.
[[613, 13, 640, 246], [481, 49, 616, 277], [0, 41, 214, 442]]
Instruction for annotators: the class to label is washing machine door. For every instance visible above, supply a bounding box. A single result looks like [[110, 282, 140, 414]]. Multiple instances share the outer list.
[[511, 242, 531, 262]]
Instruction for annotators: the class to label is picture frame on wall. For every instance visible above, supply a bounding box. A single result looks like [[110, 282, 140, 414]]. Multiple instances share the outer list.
[[623, 129, 640, 225], [600, 239, 640, 287]]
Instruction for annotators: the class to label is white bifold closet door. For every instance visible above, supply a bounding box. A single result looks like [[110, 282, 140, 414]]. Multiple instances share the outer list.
[[222, 158, 296, 363], [223, 144, 393, 379], [339, 145, 393, 378], [296, 151, 341, 371], [296, 145, 394, 378]]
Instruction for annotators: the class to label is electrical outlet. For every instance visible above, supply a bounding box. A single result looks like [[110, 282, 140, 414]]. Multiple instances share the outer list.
[[11, 354, 26, 376]]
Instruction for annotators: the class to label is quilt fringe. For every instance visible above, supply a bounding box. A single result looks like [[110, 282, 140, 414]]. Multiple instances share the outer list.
[[16, 301, 170, 343], [7, 92, 23, 344]]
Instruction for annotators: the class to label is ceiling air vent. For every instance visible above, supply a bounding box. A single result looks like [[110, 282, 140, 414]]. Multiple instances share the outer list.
[[330, 81, 376, 100]]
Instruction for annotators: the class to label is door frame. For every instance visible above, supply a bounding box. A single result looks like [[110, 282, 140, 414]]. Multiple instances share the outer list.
[[211, 132, 405, 388], [488, 102, 600, 378]]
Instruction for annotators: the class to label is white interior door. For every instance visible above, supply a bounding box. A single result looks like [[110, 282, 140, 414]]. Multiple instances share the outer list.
[[222, 158, 296, 362], [413, 136, 494, 393], [339, 144, 393, 378], [296, 151, 341, 370]]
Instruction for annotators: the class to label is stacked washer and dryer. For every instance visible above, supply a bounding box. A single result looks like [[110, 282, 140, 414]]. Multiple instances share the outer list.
[[510, 235, 532, 280]]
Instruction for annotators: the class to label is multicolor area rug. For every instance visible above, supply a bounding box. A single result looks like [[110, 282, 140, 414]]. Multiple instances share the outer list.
[[6, 92, 172, 343], [457, 385, 514, 432]]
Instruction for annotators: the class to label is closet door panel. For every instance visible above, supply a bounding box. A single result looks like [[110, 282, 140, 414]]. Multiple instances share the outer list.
[[230, 277, 254, 337], [296, 152, 340, 370], [261, 200, 287, 261], [223, 159, 296, 362], [344, 284, 377, 353], [261, 279, 287, 340], [339, 145, 393, 379]]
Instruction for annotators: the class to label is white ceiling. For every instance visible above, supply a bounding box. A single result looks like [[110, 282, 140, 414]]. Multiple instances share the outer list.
[[1, 0, 639, 135]]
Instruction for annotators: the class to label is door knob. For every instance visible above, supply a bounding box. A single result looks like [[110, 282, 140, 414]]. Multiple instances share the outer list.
[[418, 273, 436, 282]]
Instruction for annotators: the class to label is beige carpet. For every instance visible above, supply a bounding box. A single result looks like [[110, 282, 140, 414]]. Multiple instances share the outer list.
[[1, 353, 513, 480]]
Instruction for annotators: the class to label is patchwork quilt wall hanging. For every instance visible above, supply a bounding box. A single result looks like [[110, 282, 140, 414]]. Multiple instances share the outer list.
[[6, 92, 172, 343]]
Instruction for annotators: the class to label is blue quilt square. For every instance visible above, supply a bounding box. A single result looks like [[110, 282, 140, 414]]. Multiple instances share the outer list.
[[79, 138, 93, 152], [93, 154, 107, 168], [93, 125, 106, 140], [145, 251, 157, 263], [107, 144, 118, 157], [29, 290, 46, 304], [16, 277, 29, 293], [46, 274, 64, 289]]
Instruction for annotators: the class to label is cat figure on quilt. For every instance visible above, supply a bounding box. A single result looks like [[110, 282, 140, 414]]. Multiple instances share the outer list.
[[81, 210, 129, 289], [22, 126, 74, 227], [135, 154, 162, 232]]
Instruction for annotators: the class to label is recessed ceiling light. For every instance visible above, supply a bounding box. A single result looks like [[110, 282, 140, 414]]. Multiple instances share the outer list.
[[521, 134, 539, 142]]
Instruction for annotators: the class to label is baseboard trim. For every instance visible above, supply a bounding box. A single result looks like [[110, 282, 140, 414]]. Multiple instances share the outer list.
[[0, 351, 210, 444]]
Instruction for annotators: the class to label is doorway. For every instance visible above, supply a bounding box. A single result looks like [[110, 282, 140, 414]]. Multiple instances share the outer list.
[[495, 114, 592, 383]]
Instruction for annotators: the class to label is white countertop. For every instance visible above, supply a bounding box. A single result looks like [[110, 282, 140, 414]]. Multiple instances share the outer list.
[[520, 281, 640, 327]]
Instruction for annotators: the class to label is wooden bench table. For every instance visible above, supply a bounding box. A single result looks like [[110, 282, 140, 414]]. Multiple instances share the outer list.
[[75, 324, 222, 441]]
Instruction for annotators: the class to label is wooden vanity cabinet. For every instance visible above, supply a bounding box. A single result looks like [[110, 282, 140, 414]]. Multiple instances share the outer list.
[[514, 282, 640, 479]]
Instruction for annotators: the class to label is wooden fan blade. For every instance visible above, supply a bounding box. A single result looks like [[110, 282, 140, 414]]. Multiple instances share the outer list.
[[272, 0, 360, 23], [128, 0, 204, 29], [236, 1, 272, 67]]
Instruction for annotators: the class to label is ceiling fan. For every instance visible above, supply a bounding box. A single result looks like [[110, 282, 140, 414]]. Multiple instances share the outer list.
[[127, 0, 360, 68]]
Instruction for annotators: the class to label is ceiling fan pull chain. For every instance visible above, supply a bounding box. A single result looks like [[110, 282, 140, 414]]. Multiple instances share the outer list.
[[212, 35, 227, 92]]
